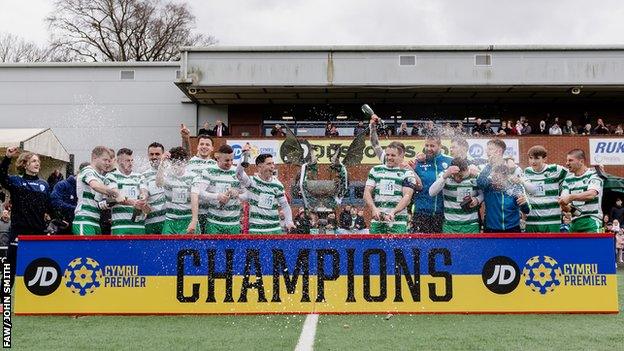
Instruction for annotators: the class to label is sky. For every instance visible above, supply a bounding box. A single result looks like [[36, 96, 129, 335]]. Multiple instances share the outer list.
[[2, 0, 624, 47]]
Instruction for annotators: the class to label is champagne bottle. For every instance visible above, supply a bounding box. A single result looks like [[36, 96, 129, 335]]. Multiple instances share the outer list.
[[241, 150, 250, 168], [361, 104, 375, 117]]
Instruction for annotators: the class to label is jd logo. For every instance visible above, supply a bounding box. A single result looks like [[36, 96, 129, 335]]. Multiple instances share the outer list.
[[24, 258, 62, 296], [481, 256, 520, 294]]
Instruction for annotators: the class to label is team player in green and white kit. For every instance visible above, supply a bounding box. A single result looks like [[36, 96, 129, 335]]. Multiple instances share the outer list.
[[364, 141, 416, 234], [558, 149, 604, 233], [181, 125, 217, 232], [156, 147, 198, 234], [237, 148, 295, 234], [73, 146, 124, 235], [139, 142, 166, 234], [523, 145, 568, 233], [429, 157, 483, 233], [106, 148, 147, 235], [191, 144, 242, 234]]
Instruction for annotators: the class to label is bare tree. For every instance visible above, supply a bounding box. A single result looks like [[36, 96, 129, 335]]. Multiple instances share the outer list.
[[0, 32, 55, 62], [46, 0, 217, 62]]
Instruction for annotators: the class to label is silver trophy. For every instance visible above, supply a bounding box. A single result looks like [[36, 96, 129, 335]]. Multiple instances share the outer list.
[[280, 125, 366, 224]]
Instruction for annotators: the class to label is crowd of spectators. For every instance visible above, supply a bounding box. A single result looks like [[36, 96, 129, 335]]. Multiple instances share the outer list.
[[290, 205, 368, 234]]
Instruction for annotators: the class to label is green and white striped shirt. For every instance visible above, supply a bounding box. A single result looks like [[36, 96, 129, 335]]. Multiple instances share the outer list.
[[439, 176, 482, 226], [186, 156, 216, 215], [561, 168, 603, 222], [74, 165, 108, 227], [524, 164, 568, 227], [245, 175, 286, 233], [140, 168, 166, 226], [365, 165, 416, 226], [163, 169, 197, 221], [106, 170, 144, 232], [192, 164, 241, 227]]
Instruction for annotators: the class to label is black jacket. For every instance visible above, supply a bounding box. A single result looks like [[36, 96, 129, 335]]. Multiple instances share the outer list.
[[0, 156, 52, 236], [339, 210, 352, 229], [354, 215, 367, 230]]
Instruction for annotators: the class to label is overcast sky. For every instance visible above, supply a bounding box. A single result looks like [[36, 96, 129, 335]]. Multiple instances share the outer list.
[[2, 0, 624, 46]]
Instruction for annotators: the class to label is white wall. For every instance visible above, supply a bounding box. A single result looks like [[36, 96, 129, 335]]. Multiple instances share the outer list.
[[0, 63, 197, 171]]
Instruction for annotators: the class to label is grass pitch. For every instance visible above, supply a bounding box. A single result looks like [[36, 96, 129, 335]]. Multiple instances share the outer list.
[[13, 269, 624, 350]]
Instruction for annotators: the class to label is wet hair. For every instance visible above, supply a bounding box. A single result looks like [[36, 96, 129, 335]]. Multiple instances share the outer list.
[[217, 144, 234, 154], [197, 134, 214, 145], [528, 145, 547, 159], [487, 139, 507, 153], [567, 149, 585, 161], [493, 164, 511, 176], [451, 157, 468, 172], [425, 135, 442, 144], [169, 146, 189, 162], [78, 162, 90, 171], [16, 152, 38, 174], [117, 148, 133, 157], [91, 146, 110, 158], [256, 153, 273, 165], [386, 141, 406, 154], [148, 142, 164, 152]]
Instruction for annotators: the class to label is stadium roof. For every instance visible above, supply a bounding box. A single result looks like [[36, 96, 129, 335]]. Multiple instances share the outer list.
[[177, 45, 624, 105], [0, 128, 70, 162]]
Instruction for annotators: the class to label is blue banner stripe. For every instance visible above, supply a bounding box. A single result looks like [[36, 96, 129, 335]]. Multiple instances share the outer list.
[[16, 237, 616, 276]]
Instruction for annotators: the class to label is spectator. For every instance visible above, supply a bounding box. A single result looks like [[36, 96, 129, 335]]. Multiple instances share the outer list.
[[616, 228, 624, 263], [441, 123, 455, 137], [198, 121, 214, 136], [421, 120, 437, 136], [397, 122, 409, 136], [482, 120, 495, 135], [521, 120, 533, 135], [560, 213, 571, 233], [270, 124, 286, 137], [354, 121, 366, 136], [47, 169, 64, 189], [338, 205, 353, 234], [213, 120, 229, 137], [562, 120, 577, 135], [410, 123, 420, 136], [496, 121, 508, 136], [294, 208, 312, 234], [455, 122, 467, 136], [610, 198, 624, 224], [515, 120, 524, 135], [472, 118, 486, 136], [354, 209, 367, 234], [324, 122, 334, 136], [504, 120, 517, 135], [326, 212, 337, 233], [537, 120, 548, 135], [581, 123, 593, 136], [0, 209, 9, 248], [549, 123, 563, 135], [612, 219, 622, 235], [328, 125, 340, 137], [594, 118, 610, 135]]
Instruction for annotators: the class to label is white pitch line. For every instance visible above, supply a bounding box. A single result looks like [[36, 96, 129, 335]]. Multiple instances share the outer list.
[[294, 314, 319, 351]]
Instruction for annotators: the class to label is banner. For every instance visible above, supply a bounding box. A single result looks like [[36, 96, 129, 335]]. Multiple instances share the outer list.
[[15, 234, 617, 315], [301, 139, 452, 164], [467, 138, 520, 163], [589, 138, 624, 165], [226, 139, 282, 164]]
